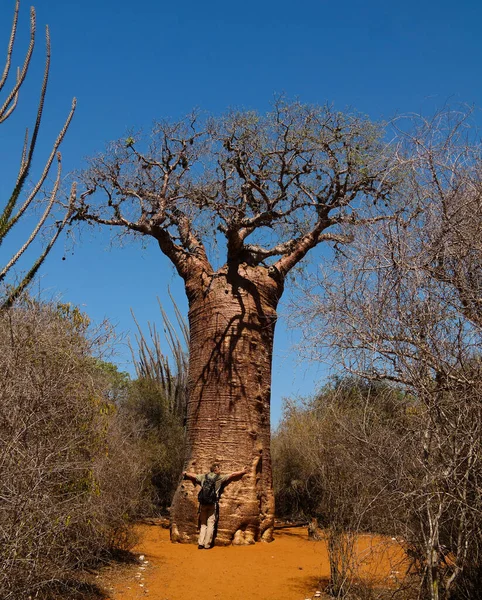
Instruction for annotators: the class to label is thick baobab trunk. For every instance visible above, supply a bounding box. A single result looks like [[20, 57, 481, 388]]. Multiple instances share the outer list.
[[170, 263, 283, 545]]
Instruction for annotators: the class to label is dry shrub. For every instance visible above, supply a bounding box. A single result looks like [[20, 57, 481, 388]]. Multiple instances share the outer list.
[[0, 298, 145, 599], [273, 378, 412, 531], [272, 378, 415, 598], [273, 374, 482, 598]]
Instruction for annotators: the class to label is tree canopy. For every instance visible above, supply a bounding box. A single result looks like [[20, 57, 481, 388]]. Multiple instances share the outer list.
[[73, 100, 396, 281]]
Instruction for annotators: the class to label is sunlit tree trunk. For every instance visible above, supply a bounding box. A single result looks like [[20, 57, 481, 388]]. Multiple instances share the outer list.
[[170, 263, 283, 544]]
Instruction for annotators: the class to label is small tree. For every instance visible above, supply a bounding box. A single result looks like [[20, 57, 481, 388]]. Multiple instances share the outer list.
[[295, 109, 482, 599], [0, 0, 75, 308], [71, 100, 397, 544]]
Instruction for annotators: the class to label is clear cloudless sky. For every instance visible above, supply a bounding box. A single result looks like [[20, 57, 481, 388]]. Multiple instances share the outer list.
[[1, 0, 481, 425]]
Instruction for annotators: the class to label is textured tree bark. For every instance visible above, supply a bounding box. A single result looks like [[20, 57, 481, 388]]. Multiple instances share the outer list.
[[170, 262, 284, 545]]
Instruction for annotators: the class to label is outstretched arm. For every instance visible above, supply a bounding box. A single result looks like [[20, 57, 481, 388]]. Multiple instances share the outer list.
[[182, 471, 198, 483], [227, 454, 263, 481], [226, 467, 249, 481]]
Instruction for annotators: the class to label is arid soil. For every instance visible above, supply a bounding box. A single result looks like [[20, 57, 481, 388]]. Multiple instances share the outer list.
[[98, 524, 406, 600]]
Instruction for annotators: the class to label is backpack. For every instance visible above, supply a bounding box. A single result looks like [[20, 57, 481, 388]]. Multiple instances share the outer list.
[[198, 474, 219, 505]]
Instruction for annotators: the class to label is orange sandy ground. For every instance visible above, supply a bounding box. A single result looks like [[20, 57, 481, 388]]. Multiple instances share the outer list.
[[99, 525, 407, 600]]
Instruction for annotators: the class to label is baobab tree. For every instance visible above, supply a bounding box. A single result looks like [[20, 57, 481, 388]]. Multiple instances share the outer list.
[[0, 0, 76, 308], [72, 101, 396, 544]]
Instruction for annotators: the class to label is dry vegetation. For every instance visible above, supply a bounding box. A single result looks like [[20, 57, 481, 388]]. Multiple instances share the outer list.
[[272, 379, 417, 598], [2, 3, 482, 598], [0, 295, 189, 599], [286, 110, 482, 600], [273, 371, 482, 599], [0, 299, 148, 598]]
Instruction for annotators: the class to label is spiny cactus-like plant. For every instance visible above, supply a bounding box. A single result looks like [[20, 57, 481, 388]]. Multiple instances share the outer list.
[[0, 0, 76, 309], [130, 292, 189, 420]]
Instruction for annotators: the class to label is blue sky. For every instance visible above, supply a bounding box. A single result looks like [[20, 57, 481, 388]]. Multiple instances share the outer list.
[[1, 0, 481, 425]]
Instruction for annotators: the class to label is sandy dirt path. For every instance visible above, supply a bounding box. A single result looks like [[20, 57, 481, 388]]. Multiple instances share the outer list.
[[100, 525, 405, 600]]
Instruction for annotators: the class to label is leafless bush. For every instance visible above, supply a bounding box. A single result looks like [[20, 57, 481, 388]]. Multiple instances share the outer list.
[[0, 298, 146, 599]]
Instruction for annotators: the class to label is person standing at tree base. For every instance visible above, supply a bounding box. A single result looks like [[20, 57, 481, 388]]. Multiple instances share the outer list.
[[183, 462, 248, 549]]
